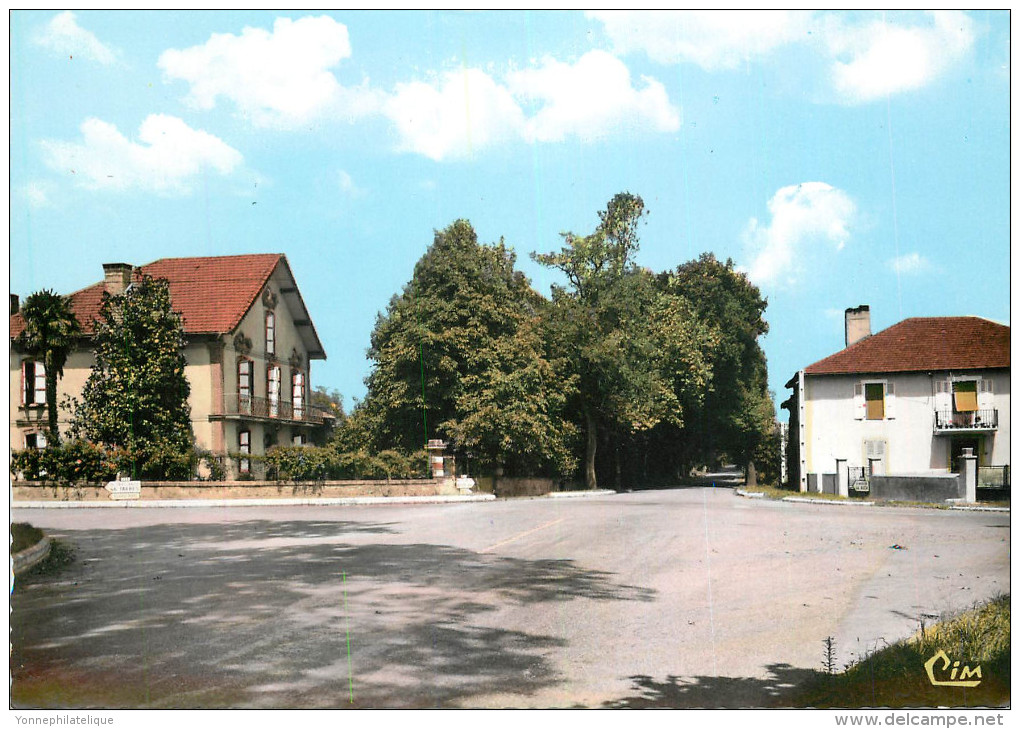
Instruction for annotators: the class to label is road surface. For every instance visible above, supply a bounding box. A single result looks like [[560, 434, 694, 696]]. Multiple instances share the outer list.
[[11, 488, 1010, 708]]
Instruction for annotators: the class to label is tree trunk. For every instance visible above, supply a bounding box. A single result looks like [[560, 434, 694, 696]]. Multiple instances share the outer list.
[[614, 443, 622, 491], [745, 460, 757, 488], [45, 355, 59, 445], [584, 407, 597, 490]]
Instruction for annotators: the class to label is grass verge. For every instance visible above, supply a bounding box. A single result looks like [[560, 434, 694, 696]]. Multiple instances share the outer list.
[[10, 522, 44, 553], [786, 594, 1010, 708]]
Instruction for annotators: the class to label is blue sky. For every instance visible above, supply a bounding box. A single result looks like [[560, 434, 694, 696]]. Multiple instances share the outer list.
[[9, 10, 1010, 418]]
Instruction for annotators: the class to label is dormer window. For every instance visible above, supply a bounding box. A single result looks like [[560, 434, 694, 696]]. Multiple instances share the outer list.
[[266, 311, 276, 355]]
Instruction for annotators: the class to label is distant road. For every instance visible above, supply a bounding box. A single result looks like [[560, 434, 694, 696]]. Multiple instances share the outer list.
[[11, 489, 1009, 708]]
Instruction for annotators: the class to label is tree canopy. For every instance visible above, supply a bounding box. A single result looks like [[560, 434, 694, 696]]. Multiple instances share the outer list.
[[17, 289, 81, 443], [355, 220, 576, 475], [69, 275, 194, 480]]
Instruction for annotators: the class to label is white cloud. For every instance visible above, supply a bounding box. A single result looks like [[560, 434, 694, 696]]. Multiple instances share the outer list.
[[589, 10, 812, 70], [383, 67, 525, 161], [590, 10, 976, 105], [508, 50, 680, 143], [742, 182, 856, 286], [383, 51, 680, 160], [158, 16, 378, 128], [827, 11, 975, 104], [889, 252, 931, 274], [40, 114, 243, 194], [35, 11, 116, 64]]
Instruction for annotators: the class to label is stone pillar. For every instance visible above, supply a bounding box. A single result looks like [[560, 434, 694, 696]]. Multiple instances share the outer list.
[[426, 439, 446, 479], [960, 447, 977, 503], [836, 459, 848, 497]]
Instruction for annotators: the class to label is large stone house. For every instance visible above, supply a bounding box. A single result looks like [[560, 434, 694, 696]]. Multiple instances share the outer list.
[[782, 306, 1010, 495], [10, 254, 329, 478]]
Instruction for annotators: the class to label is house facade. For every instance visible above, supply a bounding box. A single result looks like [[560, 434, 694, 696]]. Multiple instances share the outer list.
[[783, 307, 1010, 494], [10, 254, 329, 478]]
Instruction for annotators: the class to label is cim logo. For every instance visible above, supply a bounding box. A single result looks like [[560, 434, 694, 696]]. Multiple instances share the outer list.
[[924, 650, 982, 687]]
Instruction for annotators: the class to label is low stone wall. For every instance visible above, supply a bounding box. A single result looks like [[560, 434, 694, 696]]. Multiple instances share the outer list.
[[12, 537, 51, 575], [869, 473, 963, 503], [12, 478, 455, 503]]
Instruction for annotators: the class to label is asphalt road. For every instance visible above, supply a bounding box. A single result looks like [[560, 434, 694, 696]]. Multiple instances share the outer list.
[[11, 488, 1010, 708]]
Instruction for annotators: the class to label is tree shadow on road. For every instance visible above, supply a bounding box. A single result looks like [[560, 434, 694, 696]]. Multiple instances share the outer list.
[[601, 664, 818, 708], [12, 518, 654, 709]]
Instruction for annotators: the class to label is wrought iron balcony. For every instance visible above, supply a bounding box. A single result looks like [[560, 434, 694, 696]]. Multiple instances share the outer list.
[[225, 394, 328, 425], [933, 409, 998, 433]]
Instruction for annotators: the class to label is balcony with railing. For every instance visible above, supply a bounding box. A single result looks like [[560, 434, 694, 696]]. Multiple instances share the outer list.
[[220, 394, 330, 425], [933, 409, 998, 434]]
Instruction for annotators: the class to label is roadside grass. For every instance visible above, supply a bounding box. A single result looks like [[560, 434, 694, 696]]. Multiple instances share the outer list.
[[10, 522, 44, 553], [787, 594, 1010, 708]]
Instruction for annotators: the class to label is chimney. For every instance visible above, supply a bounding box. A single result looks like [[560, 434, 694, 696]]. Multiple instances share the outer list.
[[102, 263, 133, 296], [845, 305, 871, 348], [10, 294, 18, 314]]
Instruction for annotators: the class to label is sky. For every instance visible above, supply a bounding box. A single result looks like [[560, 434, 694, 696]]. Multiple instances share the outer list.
[[9, 10, 1011, 420]]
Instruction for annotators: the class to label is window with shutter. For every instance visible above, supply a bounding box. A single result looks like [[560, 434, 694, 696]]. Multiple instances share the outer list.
[[865, 383, 885, 420], [953, 380, 978, 412], [885, 381, 895, 419], [268, 366, 281, 417], [853, 382, 865, 420], [292, 371, 305, 419], [978, 379, 994, 410], [238, 358, 253, 414], [22, 361, 46, 405], [238, 430, 250, 474], [266, 311, 276, 355]]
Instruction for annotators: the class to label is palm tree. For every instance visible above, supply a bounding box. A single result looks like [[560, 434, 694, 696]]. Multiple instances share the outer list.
[[18, 289, 81, 444]]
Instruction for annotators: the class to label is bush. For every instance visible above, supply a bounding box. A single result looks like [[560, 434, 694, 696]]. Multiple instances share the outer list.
[[256, 445, 428, 481], [10, 439, 193, 484]]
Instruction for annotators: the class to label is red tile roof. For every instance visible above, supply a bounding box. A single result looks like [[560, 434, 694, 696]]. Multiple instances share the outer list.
[[11, 254, 282, 337], [805, 317, 1010, 375]]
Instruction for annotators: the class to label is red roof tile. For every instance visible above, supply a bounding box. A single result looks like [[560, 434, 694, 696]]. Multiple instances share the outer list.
[[11, 254, 282, 338], [805, 317, 1010, 375]]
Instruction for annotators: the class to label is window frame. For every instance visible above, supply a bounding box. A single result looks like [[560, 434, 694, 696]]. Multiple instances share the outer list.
[[237, 357, 253, 414], [267, 365, 281, 418], [22, 360, 46, 406], [265, 310, 276, 356], [238, 429, 251, 474], [292, 370, 305, 419]]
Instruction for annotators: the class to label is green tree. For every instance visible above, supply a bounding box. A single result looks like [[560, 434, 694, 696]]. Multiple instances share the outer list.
[[534, 193, 683, 489], [69, 275, 194, 480], [17, 289, 82, 443], [360, 220, 575, 473], [310, 386, 346, 420], [660, 253, 775, 483]]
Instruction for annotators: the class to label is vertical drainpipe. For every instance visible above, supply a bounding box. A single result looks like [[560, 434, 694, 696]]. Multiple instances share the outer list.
[[798, 369, 808, 492]]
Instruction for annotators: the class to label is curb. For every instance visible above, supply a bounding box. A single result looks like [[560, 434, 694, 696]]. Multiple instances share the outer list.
[[547, 490, 615, 499], [734, 489, 764, 499], [12, 494, 497, 509], [12, 536, 51, 575], [949, 505, 1010, 513], [782, 496, 875, 506]]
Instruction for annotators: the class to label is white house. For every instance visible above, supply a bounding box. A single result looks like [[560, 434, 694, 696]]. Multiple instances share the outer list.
[[782, 306, 1010, 495]]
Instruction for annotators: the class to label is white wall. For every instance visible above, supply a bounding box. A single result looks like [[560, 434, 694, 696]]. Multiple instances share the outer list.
[[803, 369, 1009, 479]]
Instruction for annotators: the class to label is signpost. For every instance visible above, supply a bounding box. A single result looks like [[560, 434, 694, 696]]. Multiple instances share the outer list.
[[105, 477, 142, 500]]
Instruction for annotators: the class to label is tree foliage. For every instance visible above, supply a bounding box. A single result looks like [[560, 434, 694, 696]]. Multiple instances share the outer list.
[[69, 275, 194, 480], [534, 193, 710, 488], [659, 253, 775, 480], [17, 289, 82, 443], [358, 220, 576, 474]]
